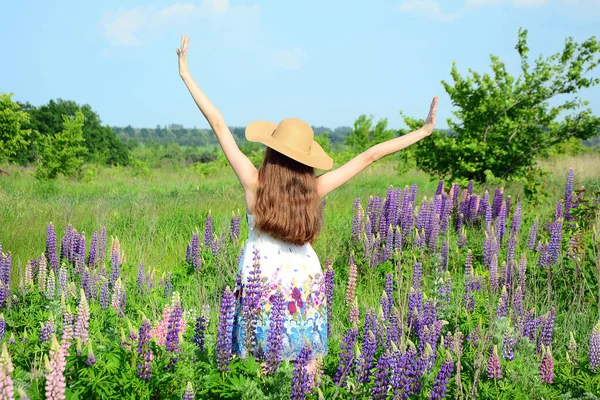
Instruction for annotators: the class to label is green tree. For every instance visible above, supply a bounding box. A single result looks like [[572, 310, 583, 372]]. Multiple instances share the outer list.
[[404, 29, 600, 183], [345, 115, 395, 153], [36, 110, 88, 180], [0, 93, 32, 165], [27, 99, 130, 166]]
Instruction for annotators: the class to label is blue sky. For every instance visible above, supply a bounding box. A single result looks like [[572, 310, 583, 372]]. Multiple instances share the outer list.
[[1, 0, 599, 130]]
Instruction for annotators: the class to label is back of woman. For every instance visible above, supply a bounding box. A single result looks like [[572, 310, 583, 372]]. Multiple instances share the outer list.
[[176, 34, 438, 379]]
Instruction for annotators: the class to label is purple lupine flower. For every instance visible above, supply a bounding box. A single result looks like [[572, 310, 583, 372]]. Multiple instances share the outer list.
[[204, 211, 213, 249], [46, 222, 59, 274], [99, 277, 109, 309], [436, 180, 445, 196], [384, 224, 394, 261], [517, 255, 527, 292], [467, 180, 474, 195], [371, 350, 391, 399], [408, 288, 423, 331], [512, 285, 524, 319], [384, 273, 393, 319], [489, 254, 499, 293], [438, 271, 452, 305], [110, 278, 126, 318], [46, 270, 56, 300], [98, 227, 106, 264], [165, 292, 182, 370], [86, 341, 96, 366], [266, 290, 286, 374], [538, 243, 551, 268], [87, 231, 98, 269], [548, 220, 563, 266], [538, 308, 556, 354], [441, 240, 448, 271], [0, 252, 11, 289], [325, 261, 335, 338], [589, 319, 600, 372], [211, 235, 218, 256], [243, 248, 262, 355], [554, 200, 563, 221], [528, 220, 539, 250], [109, 238, 121, 286], [60, 225, 72, 264], [290, 342, 312, 400], [137, 262, 145, 294], [540, 345, 554, 384], [458, 227, 467, 248], [505, 195, 512, 220], [523, 309, 537, 342], [357, 330, 377, 384], [190, 232, 201, 272], [230, 210, 241, 242], [496, 201, 507, 243], [564, 168, 575, 221], [510, 203, 522, 236], [0, 282, 5, 310], [137, 316, 153, 381], [216, 286, 235, 372], [398, 340, 418, 398], [163, 271, 173, 299], [40, 321, 54, 343], [193, 314, 207, 351], [502, 329, 516, 361], [183, 382, 195, 400], [464, 250, 473, 278], [487, 345, 502, 379], [334, 323, 359, 386], [412, 261, 423, 289], [0, 315, 5, 341], [430, 351, 454, 400]]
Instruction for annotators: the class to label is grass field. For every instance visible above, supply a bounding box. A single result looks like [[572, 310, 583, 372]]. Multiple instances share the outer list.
[[0, 155, 599, 398]]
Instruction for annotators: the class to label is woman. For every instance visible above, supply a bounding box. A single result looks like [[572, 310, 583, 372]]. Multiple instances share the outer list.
[[176, 35, 438, 375]]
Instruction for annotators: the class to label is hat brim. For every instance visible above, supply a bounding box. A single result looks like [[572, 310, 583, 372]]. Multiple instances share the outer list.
[[245, 120, 334, 170]]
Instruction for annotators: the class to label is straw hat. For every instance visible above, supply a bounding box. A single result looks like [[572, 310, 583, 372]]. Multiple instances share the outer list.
[[245, 118, 334, 170]]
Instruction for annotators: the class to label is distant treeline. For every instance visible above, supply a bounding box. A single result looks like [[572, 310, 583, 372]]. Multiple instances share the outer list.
[[112, 124, 355, 148]]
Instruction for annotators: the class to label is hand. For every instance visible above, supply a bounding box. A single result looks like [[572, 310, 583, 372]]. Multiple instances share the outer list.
[[422, 96, 438, 136], [176, 34, 190, 77]]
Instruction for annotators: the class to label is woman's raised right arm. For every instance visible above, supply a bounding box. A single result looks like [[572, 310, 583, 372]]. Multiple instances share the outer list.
[[316, 96, 438, 198]]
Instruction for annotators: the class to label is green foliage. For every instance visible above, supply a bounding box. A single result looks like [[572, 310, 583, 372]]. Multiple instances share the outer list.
[[406, 29, 600, 183], [23, 98, 130, 166], [36, 110, 88, 180], [0, 93, 33, 164], [345, 115, 395, 153]]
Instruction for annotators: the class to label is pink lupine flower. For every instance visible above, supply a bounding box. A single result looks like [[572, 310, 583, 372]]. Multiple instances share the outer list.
[[74, 289, 90, 345], [0, 343, 14, 400], [345, 262, 357, 306], [45, 335, 66, 400]]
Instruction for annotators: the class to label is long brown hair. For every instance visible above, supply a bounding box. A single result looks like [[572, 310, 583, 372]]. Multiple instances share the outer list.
[[254, 147, 322, 246]]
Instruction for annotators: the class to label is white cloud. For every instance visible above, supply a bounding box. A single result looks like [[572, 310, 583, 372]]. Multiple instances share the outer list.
[[272, 48, 305, 70], [398, 0, 460, 21], [101, 1, 258, 47]]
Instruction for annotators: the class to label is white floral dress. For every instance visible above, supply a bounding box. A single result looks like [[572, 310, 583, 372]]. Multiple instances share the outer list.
[[232, 212, 328, 360]]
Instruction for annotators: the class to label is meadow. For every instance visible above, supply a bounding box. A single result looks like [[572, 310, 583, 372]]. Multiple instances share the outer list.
[[0, 154, 599, 399]]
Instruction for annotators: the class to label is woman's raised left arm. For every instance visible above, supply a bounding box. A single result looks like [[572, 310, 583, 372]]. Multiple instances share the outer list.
[[177, 35, 257, 191]]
